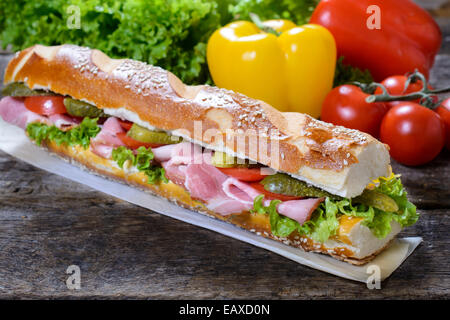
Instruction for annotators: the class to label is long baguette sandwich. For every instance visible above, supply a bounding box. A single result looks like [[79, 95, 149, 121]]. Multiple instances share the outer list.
[[0, 44, 418, 265]]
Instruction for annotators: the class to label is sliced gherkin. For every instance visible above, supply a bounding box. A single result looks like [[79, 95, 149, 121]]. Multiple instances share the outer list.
[[211, 151, 239, 168], [63, 98, 106, 118], [211, 151, 255, 168], [261, 173, 340, 199], [1, 82, 55, 97], [353, 189, 399, 212], [127, 123, 182, 145]]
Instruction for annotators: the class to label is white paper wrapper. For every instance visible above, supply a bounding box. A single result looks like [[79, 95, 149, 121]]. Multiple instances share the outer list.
[[0, 118, 422, 282]]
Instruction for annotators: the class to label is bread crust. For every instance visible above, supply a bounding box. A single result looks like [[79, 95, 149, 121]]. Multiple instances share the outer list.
[[4, 44, 391, 198], [41, 139, 396, 265]]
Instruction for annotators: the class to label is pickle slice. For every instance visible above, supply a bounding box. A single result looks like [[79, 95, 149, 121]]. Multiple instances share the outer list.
[[211, 151, 255, 168], [64, 98, 106, 118], [127, 123, 182, 145], [261, 173, 340, 199], [2, 82, 55, 97], [353, 189, 399, 212], [211, 151, 239, 168]]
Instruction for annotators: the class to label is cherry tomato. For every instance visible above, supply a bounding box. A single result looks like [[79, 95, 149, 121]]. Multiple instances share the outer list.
[[375, 75, 436, 109], [217, 167, 266, 182], [380, 102, 445, 166], [24, 96, 67, 115], [321, 85, 387, 137], [116, 132, 163, 149], [249, 182, 303, 201], [436, 98, 450, 150]]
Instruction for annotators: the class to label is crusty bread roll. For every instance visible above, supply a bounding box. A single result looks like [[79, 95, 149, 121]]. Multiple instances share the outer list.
[[4, 44, 390, 198], [3, 44, 398, 264]]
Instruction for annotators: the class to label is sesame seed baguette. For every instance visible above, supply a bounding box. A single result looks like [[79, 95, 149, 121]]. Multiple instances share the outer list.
[[4, 44, 390, 198]]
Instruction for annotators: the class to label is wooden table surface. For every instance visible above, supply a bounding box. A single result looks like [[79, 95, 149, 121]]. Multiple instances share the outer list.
[[0, 5, 449, 299]]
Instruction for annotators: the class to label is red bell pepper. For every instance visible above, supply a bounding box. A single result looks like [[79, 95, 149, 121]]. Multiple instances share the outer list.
[[310, 0, 442, 81]]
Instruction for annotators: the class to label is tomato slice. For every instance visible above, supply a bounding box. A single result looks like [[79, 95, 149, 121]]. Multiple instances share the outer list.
[[217, 167, 266, 182], [117, 119, 133, 131], [249, 182, 303, 201], [116, 132, 163, 149], [24, 96, 67, 116]]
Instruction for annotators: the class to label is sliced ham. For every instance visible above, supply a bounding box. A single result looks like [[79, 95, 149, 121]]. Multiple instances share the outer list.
[[153, 141, 325, 224], [185, 164, 227, 201], [153, 142, 211, 166], [0, 96, 51, 129], [90, 117, 125, 158], [90, 144, 115, 159], [184, 163, 252, 215], [91, 117, 124, 146], [162, 161, 187, 187], [48, 114, 80, 130], [0, 97, 80, 131], [207, 197, 253, 216], [221, 175, 324, 224], [277, 198, 324, 225], [152, 143, 180, 162], [222, 177, 261, 205]]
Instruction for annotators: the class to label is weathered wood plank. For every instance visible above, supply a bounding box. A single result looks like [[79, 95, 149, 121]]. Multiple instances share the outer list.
[[391, 151, 450, 210]]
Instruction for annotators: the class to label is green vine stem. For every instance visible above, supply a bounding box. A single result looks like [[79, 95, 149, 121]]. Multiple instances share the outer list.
[[365, 71, 450, 108], [351, 81, 388, 95]]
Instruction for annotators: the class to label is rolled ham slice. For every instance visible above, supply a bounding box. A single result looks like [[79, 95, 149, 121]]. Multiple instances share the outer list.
[[156, 142, 325, 225], [89, 117, 125, 158], [0, 96, 51, 129], [0, 96, 80, 131]]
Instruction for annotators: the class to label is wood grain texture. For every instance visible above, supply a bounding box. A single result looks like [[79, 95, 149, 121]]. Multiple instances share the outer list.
[[0, 18, 449, 298]]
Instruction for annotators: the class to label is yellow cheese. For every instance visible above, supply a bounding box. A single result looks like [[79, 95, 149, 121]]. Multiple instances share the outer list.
[[337, 215, 363, 245]]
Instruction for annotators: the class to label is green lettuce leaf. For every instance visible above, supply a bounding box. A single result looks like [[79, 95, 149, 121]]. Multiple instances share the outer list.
[[112, 146, 167, 184], [300, 198, 340, 243], [363, 209, 394, 239], [229, 0, 319, 25], [333, 56, 373, 87], [375, 175, 419, 228], [0, 0, 222, 84], [253, 195, 297, 237], [0, 0, 322, 84], [111, 146, 135, 169], [26, 117, 101, 149]]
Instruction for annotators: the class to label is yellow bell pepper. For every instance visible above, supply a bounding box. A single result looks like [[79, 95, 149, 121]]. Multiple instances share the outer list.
[[207, 19, 337, 118]]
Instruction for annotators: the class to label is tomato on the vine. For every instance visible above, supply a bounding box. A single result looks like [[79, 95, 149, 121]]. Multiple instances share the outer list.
[[321, 85, 387, 137], [436, 98, 450, 150], [380, 102, 445, 166], [375, 75, 436, 109]]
